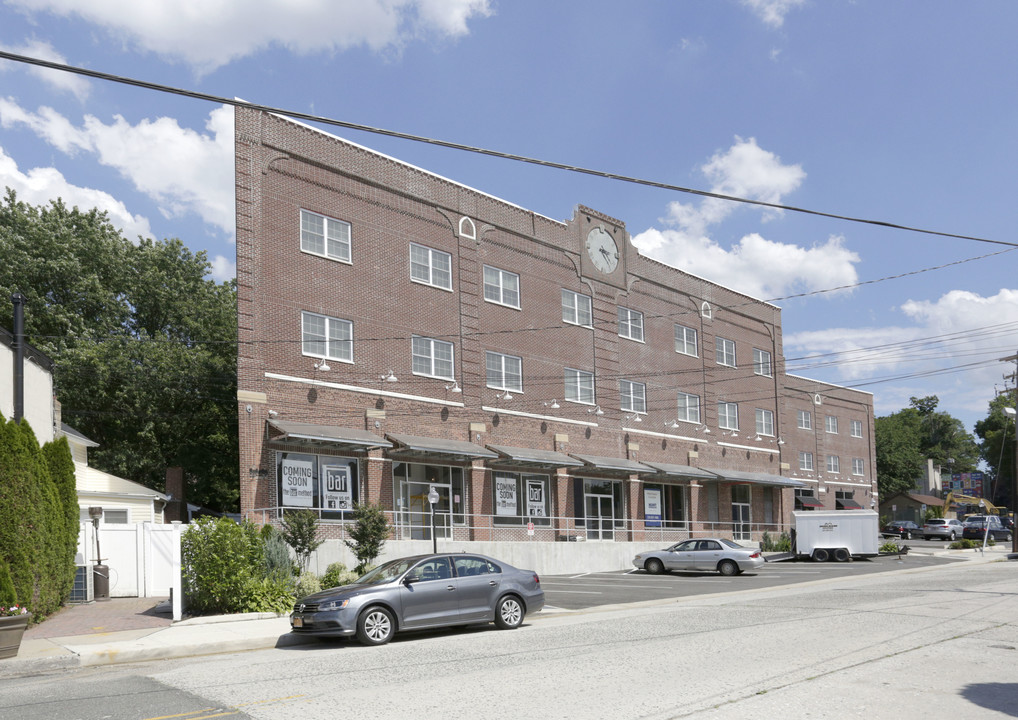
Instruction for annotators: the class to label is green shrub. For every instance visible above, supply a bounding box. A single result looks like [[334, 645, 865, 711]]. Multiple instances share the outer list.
[[948, 538, 980, 550], [262, 531, 294, 582], [321, 562, 358, 589], [760, 532, 791, 552], [879, 540, 903, 553], [238, 577, 295, 614], [281, 509, 324, 574], [181, 516, 264, 614], [0, 559, 17, 607], [345, 503, 392, 573], [294, 571, 321, 600]]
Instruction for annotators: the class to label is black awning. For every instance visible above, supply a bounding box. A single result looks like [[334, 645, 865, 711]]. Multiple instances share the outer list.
[[836, 498, 864, 510], [639, 462, 718, 482], [701, 467, 807, 488], [796, 495, 825, 509], [267, 420, 391, 450], [486, 445, 584, 469], [386, 433, 498, 460], [569, 454, 653, 476]]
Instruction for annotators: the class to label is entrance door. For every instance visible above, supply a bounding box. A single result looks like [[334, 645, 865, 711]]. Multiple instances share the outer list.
[[732, 485, 751, 540], [584, 494, 614, 541], [402, 482, 451, 541]]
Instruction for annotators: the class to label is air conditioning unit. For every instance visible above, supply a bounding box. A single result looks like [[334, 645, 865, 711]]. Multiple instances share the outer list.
[[70, 564, 94, 603]]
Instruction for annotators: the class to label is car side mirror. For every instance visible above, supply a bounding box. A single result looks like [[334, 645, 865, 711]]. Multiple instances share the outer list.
[[403, 574, 419, 585]]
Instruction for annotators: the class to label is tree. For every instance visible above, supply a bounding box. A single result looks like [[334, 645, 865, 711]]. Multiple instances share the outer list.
[[345, 503, 392, 573], [0, 189, 238, 511], [280, 510, 324, 574], [910, 396, 979, 472], [974, 392, 1016, 508]]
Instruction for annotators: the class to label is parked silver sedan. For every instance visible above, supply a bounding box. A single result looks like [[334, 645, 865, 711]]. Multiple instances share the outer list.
[[290, 553, 544, 645], [633, 538, 765, 576]]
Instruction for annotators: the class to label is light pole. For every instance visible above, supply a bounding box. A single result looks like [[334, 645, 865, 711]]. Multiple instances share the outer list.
[[1004, 406, 1017, 554], [427, 485, 439, 554]]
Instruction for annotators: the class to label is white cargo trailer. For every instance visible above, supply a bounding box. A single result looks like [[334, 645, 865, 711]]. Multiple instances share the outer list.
[[792, 510, 880, 561]]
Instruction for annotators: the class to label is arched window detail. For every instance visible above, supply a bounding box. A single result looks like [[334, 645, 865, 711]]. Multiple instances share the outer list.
[[459, 216, 476, 241], [701, 301, 712, 319]]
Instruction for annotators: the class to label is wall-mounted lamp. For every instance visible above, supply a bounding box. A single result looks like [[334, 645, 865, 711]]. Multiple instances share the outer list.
[[267, 409, 278, 418], [445, 380, 462, 393], [698, 425, 711, 434], [313, 359, 331, 372], [753, 435, 763, 442], [380, 371, 398, 383], [777, 437, 785, 445], [725, 430, 739, 438], [496, 389, 513, 401], [588, 405, 604, 416], [544, 399, 560, 409], [666, 420, 680, 429], [627, 413, 643, 423]]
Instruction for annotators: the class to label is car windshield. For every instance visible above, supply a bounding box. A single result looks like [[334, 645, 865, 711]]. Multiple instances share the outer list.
[[354, 557, 419, 585], [719, 538, 745, 549]]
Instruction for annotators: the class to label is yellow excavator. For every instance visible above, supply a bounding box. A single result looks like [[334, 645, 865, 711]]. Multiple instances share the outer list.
[[943, 492, 1007, 520]]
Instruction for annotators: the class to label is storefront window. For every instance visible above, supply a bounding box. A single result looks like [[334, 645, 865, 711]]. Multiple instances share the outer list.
[[276, 452, 359, 521], [493, 472, 551, 526], [643, 484, 687, 528]]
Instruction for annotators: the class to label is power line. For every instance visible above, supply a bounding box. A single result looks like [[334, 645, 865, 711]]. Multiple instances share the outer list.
[[1, 49, 1016, 250]]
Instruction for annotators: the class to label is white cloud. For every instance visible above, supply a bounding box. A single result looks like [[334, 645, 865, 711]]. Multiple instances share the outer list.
[[0, 99, 234, 235], [741, 0, 808, 28], [0, 39, 91, 100], [209, 254, 236, 283], [631, 137, 854, 299], [8, 0, 493, 72], [0, 145, 153, 240]]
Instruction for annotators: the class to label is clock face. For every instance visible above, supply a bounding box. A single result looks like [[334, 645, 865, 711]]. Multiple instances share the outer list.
[[586, 226, 619, 274]]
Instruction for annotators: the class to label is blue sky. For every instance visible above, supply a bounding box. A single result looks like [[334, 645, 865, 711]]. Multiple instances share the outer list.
[[1, 0, 1016, 433]]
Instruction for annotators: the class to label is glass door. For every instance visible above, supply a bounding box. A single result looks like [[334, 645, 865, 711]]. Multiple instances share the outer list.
[[584, 494, 614, 541], [402, 481, 451, 541], [732, 485, 751, 540]]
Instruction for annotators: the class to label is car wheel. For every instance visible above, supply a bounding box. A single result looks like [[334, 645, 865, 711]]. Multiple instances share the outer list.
[[812, 548, 830, 562], [903, 531, 911, 540], [356, 606, 395, 646], [494, 595, 524, 630], [718, 559, 739, 576], [949, 532, 956, 540], [645, 558, 665, 575], [833, 547, 852, 563]]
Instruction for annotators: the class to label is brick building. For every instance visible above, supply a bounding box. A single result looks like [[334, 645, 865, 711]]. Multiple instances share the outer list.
[[234, 107, 877, 559]]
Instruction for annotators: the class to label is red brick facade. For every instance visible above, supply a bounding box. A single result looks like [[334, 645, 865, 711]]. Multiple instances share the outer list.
[[234, 107, 877, 545]]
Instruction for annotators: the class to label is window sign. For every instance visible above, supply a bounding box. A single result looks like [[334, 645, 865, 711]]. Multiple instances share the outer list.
[[644, 487, 662, 528], [496, 475, 518, 516], [322, 464, 352, 511], [527, 480, 546, 518], [281, 456, 314, 507]]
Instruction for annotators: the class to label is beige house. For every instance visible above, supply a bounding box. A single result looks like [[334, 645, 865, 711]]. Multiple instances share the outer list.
[[1, 325, 55, 443]]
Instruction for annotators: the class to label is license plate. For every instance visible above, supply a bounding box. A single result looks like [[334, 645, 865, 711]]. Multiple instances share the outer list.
[[293, 616, 304, 628]]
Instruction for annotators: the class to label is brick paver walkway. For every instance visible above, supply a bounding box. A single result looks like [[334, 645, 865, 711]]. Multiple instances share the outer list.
[[23, 597, 172, 639]]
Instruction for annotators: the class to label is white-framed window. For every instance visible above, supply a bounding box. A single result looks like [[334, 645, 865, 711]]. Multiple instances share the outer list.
[[799, 451, 814, 471], [677, 392, 700, 424], [852, 458, 865, 476], [826, 455, 840, 473], [715, 337, 736, 367], [301, 311, 353, 363], [564, 368, 595, 404], [80, 507, 129, 524], [618, 307, 644, 342], [300, 209, 351, 263], [850, 419, 863, 438], [753, 348, 772, 377], [620, 380, 647, 413], [483, 265, 520, 309], [797, 410, 812, 430], [755, 408, 774, 436], [410, 242, 452, 290], [562, 289, 593, 327], [718, 401, 738, 431], [412, 335, 454, 379], [493, 472, 550, 525], [825, 415, 839, 434], [485, 351, 523, 392], [701, 301, 712, 319], [675, 325, 698, 357]]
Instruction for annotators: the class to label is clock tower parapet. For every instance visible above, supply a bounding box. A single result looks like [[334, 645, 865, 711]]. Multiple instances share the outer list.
[[571, 205, 631, 290]]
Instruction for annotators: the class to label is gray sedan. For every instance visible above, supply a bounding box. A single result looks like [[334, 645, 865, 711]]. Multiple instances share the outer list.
[[633, 538, 765, 576], [290, 553, 545, 645]]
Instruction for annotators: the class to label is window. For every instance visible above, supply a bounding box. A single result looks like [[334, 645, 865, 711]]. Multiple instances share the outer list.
[[676, 392, 701, 424], [643, 483, 687, 528], [798, 451, 814, 471], [620, 380, 647, 413], [797, 410, 812, 430], [826, 455, 840, 473], [302, 311, 353, 363], [300, 209, 351, 263], [755, 408, 774, 436], [485, 351, 522, 392], [718, 401, 739, 430], [850, 419, 863, 438], [278, 452, 359, 520], [81, 507, 129, 524], [412, 336, 454, 379], [674, 325, 698, 356], [753, 348, 772, 376], [701, 301, 713, 319], [618, 307, 644, 342], [825, 416, 838, 434], [715, 337, 736, 367], [852, 458, 865, 476], [564, 368, 595, 404], [494, 472, 550, 526], [562, 289, 593, 327], [410, 242, 452, 290], [483, 265, 520, 308]]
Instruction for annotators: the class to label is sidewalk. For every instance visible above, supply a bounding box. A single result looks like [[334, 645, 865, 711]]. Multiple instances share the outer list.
[[3, 545, 1014, 677]]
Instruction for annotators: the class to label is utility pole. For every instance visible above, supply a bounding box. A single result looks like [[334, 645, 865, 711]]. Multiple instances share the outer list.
[[1000, 353, 1018, 554]]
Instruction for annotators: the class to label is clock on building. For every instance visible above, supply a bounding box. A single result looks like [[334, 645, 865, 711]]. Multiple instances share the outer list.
[[586, 225, 619, 274]]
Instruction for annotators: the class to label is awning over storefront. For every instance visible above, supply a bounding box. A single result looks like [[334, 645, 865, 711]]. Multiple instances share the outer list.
[[795, 495, 825, 509], [568, 454, 653, 476], [639, 461, 718, 482], [486, 444, 584, 469], [267, 420, 391, 450], [700, 467, 807, 488], [836, 498, 865, 510], [386, 433, 498, 461]]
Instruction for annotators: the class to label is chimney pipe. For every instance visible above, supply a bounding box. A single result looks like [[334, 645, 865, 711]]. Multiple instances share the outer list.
[[12, 292, 25, 423]]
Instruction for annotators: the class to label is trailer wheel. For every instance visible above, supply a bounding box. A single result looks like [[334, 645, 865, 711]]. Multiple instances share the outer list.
[[811, 548, 830, 562], [833, 547, 851, 563]]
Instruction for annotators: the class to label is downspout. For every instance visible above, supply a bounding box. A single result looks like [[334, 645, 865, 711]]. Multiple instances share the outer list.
[[12, 292, 25, 423]]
